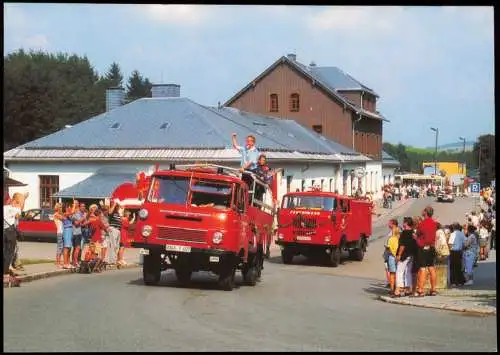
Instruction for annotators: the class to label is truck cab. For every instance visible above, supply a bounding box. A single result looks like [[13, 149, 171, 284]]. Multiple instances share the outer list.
[[131, 164, 274, 291], [276, 191, 372, 267]]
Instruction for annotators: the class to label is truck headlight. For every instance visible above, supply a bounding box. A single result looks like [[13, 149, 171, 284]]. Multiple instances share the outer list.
[[212, 231, 223, 244], [278, 233, 284, 240], [138, 208, 148, 220], [142, 225, 153, 237]]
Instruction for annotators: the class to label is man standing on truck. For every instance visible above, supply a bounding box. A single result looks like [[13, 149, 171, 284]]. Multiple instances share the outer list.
[[231, 133, 260, 172]]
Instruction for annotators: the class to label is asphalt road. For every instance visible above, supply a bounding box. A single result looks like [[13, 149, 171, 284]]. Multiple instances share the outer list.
[[4, 197, 496, 352]]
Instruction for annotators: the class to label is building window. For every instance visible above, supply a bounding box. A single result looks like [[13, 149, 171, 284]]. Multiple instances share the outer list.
[[330, 178, 334, 192], [301, 179, 306, 191], [39, 175, 59, 208], [312, 125, 323, 134], [290, 93, 300, 112], [269, 94, 279, 112]]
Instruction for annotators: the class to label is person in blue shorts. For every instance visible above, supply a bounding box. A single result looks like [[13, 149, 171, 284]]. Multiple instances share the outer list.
[[62, 206, 74, 269]]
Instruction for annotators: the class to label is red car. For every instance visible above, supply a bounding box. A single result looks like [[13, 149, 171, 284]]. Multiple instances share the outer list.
[[17, 208, 57, 241]]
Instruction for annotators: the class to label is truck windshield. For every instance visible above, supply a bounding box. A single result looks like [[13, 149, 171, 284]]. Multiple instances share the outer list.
[[148, 176, 190, 204], [282, 195, 336, 211], [191, 180, 232, 209]]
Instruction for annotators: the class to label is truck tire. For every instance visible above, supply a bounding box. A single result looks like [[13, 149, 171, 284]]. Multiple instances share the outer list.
[[329, 246, 341, 267], [281, 247, 294, 264], [175, 268, 192, 284], [143, 253, 161, 286], [352, 239, 366, 261], [243, 265, 258, 286], [218, 267, 236, 291]]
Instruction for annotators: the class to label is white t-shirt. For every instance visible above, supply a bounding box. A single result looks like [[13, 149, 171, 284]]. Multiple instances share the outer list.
[[4, 204, 21, 229], [470, 215, 480, 228], [479, 227, 489, 240]]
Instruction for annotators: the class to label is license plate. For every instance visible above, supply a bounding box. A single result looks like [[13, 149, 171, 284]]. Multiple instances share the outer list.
[[139, 248, 149, 255], [164, 244, 191, 253], [296, 236, 311, 241], [209, 256, 220, 263]]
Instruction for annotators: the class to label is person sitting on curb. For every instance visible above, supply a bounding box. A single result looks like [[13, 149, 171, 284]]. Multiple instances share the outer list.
[[231, 133, 260, 173]]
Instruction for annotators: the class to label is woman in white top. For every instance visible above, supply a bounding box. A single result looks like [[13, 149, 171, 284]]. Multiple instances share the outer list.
[[463, 224, 479, 286], [478, 220, 490, 260], [53, 203, 64, 268]]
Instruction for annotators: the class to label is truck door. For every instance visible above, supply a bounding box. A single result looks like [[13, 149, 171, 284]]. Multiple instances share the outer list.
[[234, 184, 249, 256]]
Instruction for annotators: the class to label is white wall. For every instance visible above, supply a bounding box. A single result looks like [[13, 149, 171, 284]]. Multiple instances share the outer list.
[[6, 162, 154, 210], [365, 161, 383, 199], [382, 166, 398, 186], [7, 159, 369, 209]]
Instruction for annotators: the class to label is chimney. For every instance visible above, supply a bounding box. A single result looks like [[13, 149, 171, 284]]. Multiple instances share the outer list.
[[151, 84, 181, 98], [287, 53, 297, 61], [106, 87, 125, 112], [309, 61, 317, 67]]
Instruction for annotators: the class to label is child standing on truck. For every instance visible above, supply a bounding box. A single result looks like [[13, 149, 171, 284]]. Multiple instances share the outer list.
[[254, 154, 273, 185]]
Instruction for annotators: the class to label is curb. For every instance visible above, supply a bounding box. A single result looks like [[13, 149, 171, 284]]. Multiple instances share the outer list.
[[378, 295, 496, 316], [4, 263, 140, 288]]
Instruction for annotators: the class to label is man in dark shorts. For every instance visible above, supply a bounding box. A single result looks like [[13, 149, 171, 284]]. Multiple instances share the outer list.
[[415, 206, 438, 296], [71, 202, 86, 266]]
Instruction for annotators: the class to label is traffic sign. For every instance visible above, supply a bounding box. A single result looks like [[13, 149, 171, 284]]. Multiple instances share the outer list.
[[470, 183, 480, 193]]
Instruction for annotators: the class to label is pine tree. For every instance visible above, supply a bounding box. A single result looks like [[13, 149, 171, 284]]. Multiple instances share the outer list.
[[126, 70, 152, 101], [104, 62, 123, 88]]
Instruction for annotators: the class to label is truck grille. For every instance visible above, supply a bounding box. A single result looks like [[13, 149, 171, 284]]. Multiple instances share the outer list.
[[292, 214, 317, 232], [157, 226, 207, 244]]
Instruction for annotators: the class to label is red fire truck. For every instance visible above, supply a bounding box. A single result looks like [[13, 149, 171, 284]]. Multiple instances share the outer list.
[[131, 164, 275, 291], [276, 191, 372, 267]]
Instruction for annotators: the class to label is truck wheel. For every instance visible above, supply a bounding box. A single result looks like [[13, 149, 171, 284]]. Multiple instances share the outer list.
[[175, 268, 192, 284], [218, 267, 236, 291], [143, 253, 161, 286], [243, 265, 258, 286], [329, 247, 341, 267], [281, 248, 294, 264]]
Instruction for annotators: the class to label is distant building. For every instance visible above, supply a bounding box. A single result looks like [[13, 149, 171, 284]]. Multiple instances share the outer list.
[[224, 53, 388, 195], [422, 162, 466, 177], [382, 151, 400, 185], [4, 85, 372, 210]]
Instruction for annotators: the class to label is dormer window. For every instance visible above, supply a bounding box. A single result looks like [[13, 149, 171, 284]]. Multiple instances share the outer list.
[[290, 93, 300, 112], [269, 94, 279, 112]]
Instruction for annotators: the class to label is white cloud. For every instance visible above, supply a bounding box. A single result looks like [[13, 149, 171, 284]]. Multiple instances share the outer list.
[[23, 34, 49, 49], [139, 4, 210, 26], [306, 6, 405, 35]]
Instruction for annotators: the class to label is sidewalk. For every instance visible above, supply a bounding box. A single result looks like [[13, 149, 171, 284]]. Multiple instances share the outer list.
[[379, 250, 497, 316], [4, 248, 141, 288]]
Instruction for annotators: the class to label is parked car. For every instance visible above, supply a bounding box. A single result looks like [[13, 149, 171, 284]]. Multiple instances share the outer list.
[[17, 208, 57, 241], [437, 190, 455, 203]]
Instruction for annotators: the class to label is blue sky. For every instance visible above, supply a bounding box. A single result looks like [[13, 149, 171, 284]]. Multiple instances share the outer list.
[[3, 4, 494, 148]]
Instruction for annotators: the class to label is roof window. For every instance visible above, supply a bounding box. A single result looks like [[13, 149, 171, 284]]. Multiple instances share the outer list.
[[111, 122, 120, 129], [160, 122, 171, 129]]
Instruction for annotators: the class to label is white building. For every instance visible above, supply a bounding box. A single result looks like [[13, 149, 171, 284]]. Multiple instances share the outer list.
[[5, 85, 374, 210]]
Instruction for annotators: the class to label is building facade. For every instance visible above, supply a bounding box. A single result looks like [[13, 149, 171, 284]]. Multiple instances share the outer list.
[[224, 54, 385, 161], [5, 85, 371, 210]]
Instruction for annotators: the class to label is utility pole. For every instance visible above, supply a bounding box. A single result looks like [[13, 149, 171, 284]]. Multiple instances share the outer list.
[[431, 127, 439, 176]]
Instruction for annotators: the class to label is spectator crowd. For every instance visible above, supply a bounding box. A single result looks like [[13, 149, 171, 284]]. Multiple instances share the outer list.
[[384, 196, 496, 297]]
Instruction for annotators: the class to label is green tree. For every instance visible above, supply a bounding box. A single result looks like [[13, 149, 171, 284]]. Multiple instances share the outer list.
[[103, 62, 124, 88], [3, 49, 103, 151], [126, 70, 152, 101]]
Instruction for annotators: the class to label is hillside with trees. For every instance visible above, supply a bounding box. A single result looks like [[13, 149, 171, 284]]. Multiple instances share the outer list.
[[3, 49, 152, 151]]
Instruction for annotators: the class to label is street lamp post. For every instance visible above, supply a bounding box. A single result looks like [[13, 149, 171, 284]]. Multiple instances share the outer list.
[[459, 137, 466, 175], [430, 127, 439, 177]]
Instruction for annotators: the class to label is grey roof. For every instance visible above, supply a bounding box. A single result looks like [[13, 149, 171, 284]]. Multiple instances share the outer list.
[[305, 66, 378, 97], [8, 97, 367, 161], [54, 170, 137, 199], [382, 150, 400, 166]]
